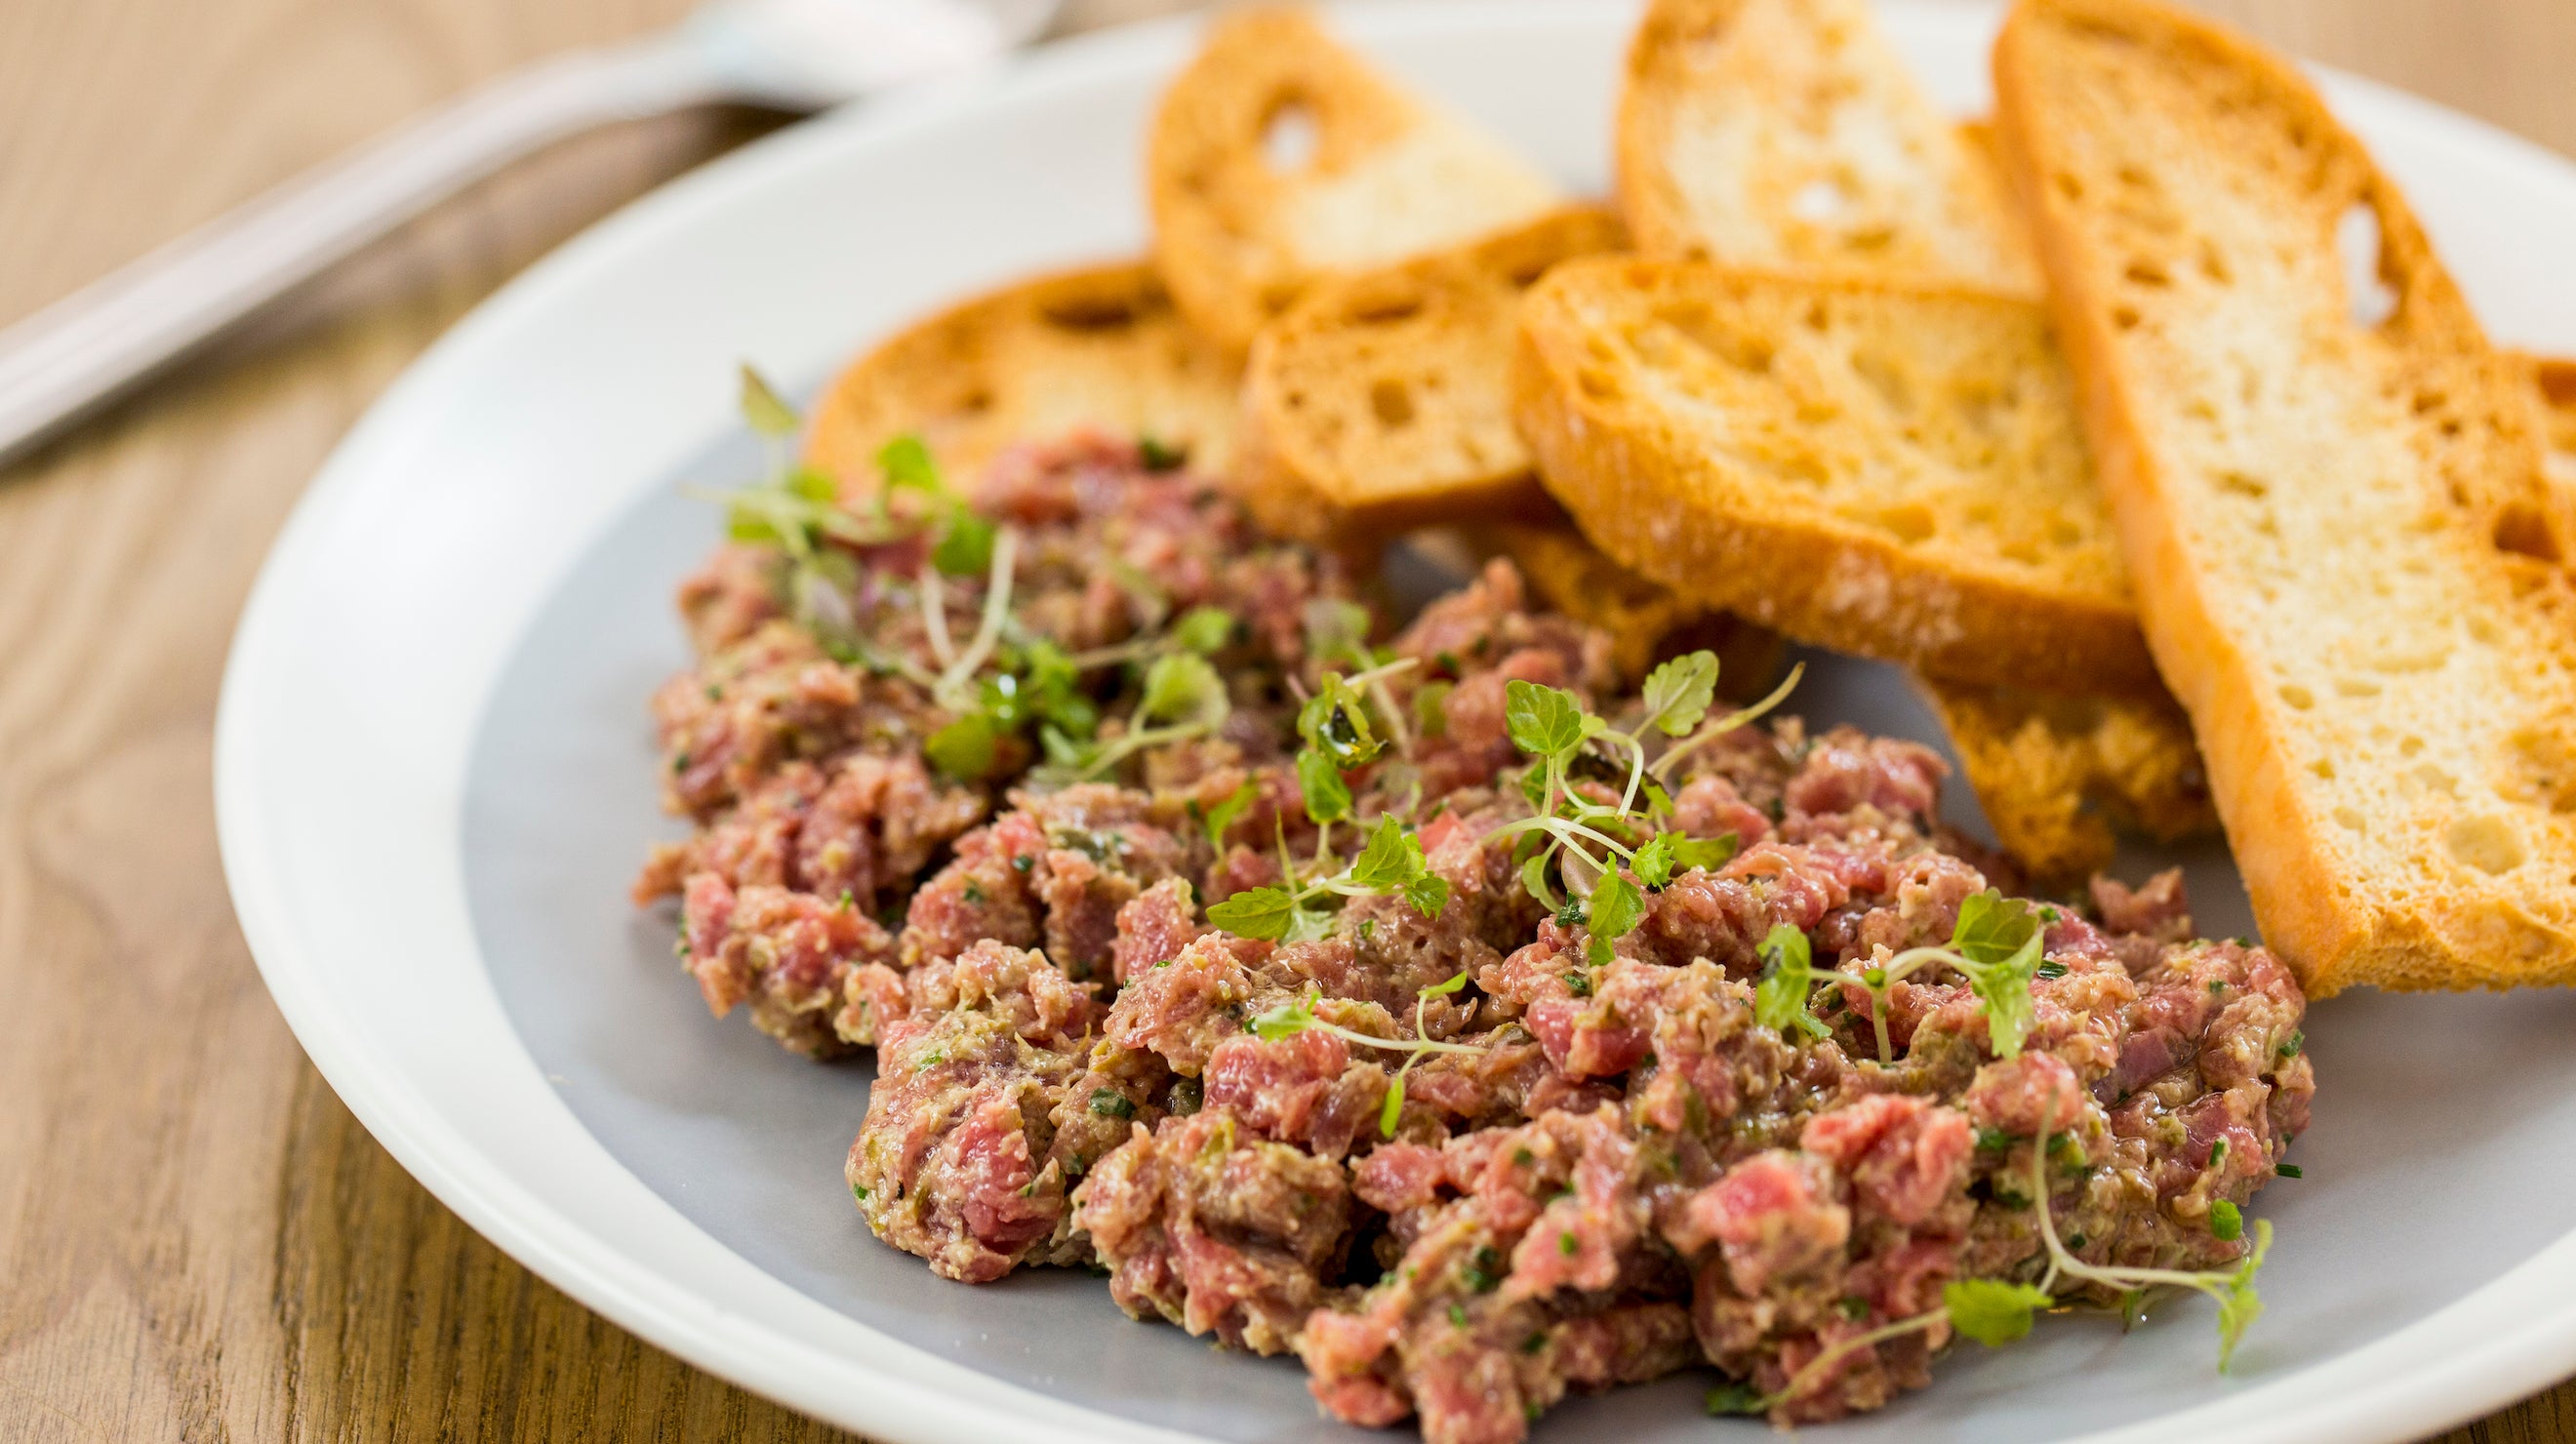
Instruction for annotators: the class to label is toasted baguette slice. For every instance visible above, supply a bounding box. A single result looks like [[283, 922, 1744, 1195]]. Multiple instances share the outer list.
[[1147, 6, 1563, 356], [1617, 0, 2039, 296], [1465, 513, 1786, 692], [2526, 353, 2576, 493], [1236, 206, 1627, 546], [803, 261, 1239, 490], [1513, 258, 2157, 692], [1922, 677, 2216, 885], [1996, 0, 2576, 991]]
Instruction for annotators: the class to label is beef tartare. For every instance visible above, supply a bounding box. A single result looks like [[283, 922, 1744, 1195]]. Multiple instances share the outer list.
[[636, 416, 2312, 1440]]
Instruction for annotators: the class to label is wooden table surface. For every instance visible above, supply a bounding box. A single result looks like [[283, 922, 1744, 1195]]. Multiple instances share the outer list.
[[3, 0, 2571, 1439]]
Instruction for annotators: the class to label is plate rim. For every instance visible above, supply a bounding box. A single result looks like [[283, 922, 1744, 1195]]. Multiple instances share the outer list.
[[214, 3, 2576, 1441]]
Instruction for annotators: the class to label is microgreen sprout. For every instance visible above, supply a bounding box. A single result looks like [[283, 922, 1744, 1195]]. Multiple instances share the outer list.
[[1246, 972, 1482, 1139], [1207, 814, 1450, 943], [1706, 1279, 2055, 1418], [2016, 1095, 2273, 1369], [1751, 892, 2047, 1065], [1050, 652, 1232, 782], [1482, 652, 1752, 910]]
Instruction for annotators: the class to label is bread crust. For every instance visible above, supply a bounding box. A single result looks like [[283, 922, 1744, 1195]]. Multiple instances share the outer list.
[[1147, 6, 1559, 357], [1995, 0, 2576, 991], [803, 261, 1239, 491], [1235, 205, 1626, 547], [1513, 257, 2160, 693]]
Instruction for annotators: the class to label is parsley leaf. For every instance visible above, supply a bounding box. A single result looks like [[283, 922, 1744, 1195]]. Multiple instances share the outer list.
[[1297, 748, 1353, 825], [931, 507, 997, 577], [738, 363, 801, 437], [1201, 779, 1260, 850], [1348, 816, 1421, 891], [1139, 652, 1227, 728], [1589, 871, 1645, 942], [1945, 1279, 2054, 1346], [1504, 679, 1588, 759], [1753, 923, 1830, 1040], [1210, 888, 1301, 943], [1170, 605, 1237, 655], [877, 434, 943, 495], [924, 712, 1000, 781], [1638, 650, 1719, 737], [1952, 890, 2042, 967]]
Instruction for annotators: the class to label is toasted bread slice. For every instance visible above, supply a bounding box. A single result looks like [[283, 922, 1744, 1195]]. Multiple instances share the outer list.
[[803, 261, 1239, 490], [1617, 0, 2040, 296], [1465, 511, 1786, 691], [1236, 206, 1627, 546], [1995, 0, 2576, 991], [1922, 677, 2216, 885], [1513, 258, 2158, 692], [1147, 6, 1563, 356], [2526, 353, 2576, 494]]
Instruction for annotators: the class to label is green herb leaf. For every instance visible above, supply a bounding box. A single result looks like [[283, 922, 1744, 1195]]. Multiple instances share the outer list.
[[1171, 605, 1237, 655], [1297, 747, 1353, 826], [1298, 672, 1384, 768], [1088, 1089, 1137, 1119], [931, 507, 997, 577], [1519, 852, 1555, 910], [739, 363, 801, 437], [1302, 598, 1373, 664], [1349, 815, 1420, 890], [1589, 871, 1645, 942], [2274, 1163, 2302, 1179], [1398, 681, 1448, 742], [878, 434, 944, 495], [2216, 1220, 2272, 1369], [1202, 780, 1260, 850], [1945, 1279, 2055, 1346], [1504, 680, 1588, 760], [1968, 926, 2042, 1060], [1138, 434, 1187, 471], [1211, 887, 1301, 943], [1630, 832, 1677, 890], [1638, 650, 1720, 737], [1402, 871, 1450, 920], [1705, 1382, 1766, 1416], [924, 712, 1000, 781], [1281, 901, 1336, 943], [1248, 991, 1315, 1040], [1139, 652, 1228, 728], [1952, 890, 2043, 968], [1670, 833, 1738, 872], [1753, 924, 1829, 1040]]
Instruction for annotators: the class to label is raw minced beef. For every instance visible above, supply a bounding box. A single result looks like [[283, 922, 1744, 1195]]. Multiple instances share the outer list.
[[638, 432, 2314, 1441]]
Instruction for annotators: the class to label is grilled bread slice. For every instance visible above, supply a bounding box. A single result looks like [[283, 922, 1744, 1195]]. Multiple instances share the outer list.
[[1512, 258, 2158, 693], [2528, 353, 2576, 492], [1147, 6, 1562, 357], [1995, 0, 2576, 991], [1236, 206, 1627, 546], [1921, 677, 2216, 885], [804, 261, 1239, 490], [1617, 0, 2040, 297]]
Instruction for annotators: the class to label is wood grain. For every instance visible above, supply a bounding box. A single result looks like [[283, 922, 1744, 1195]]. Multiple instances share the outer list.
[[0, 1, 2566, 1440]]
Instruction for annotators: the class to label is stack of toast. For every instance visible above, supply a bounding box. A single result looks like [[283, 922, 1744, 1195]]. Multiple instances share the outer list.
[[802, 0, 2576, 993]]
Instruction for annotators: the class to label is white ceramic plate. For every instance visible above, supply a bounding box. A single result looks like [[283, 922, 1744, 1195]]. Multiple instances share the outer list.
[[216, 4, 2576, 1442]]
